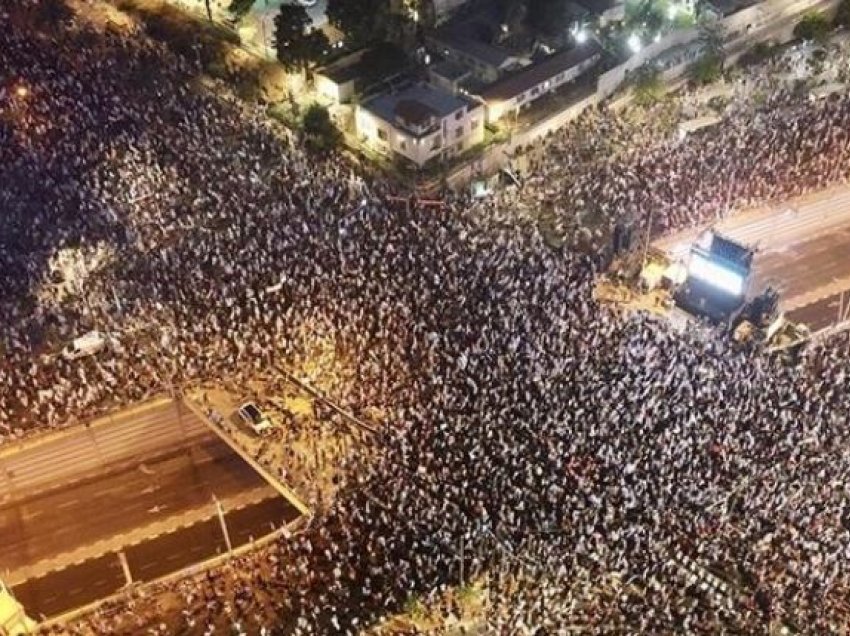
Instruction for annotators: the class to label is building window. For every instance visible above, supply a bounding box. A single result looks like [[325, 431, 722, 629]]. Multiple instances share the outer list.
[[400, 140, 407, 151], [455, 127, 463, 139], [377, 128, 388, 141], [471, 118, 479, 129], [431, 135, 442, 150], [454, 109, 464, 120]]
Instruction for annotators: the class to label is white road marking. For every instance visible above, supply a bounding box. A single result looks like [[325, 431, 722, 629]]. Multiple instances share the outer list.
[[57, 498, 79, 510]]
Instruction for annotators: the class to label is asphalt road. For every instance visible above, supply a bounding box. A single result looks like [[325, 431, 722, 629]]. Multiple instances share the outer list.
[[12, 496, 299, 620], [1, 398, 302, 621], [787, 291, 848, 332], [750, 225, 850, 314], [655, 185, 850, 331], [0, 399, 208, 500], [11, 553, 125, 622], [0, 436, 270, 574]]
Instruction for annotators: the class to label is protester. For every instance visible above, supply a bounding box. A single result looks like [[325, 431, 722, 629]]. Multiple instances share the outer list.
[[3, 3, 850, 634]]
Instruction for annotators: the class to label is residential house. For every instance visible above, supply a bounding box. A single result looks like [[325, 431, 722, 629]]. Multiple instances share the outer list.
[[480, 41, 603, 123], [356, 83, 485, 166]]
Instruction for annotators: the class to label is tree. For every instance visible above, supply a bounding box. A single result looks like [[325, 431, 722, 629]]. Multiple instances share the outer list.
[[624, 0, 666, 38], [526, 0, 574, 37], [327, 0, 386, 46], [33, 0, 74, 30], [835, 0, 850, 28], [632, 65, 664, 106], [302, 103, 342, 152], [697, 15, 725, 58], [227, 0, 256, 22], [690, 52, 723, 84], [737, 41, 775, 67], [794, 11, 831, 43], [274, 6, 329, 74]]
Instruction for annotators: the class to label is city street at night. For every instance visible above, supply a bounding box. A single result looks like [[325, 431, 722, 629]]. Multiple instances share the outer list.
[[0, 401, 298, 619]]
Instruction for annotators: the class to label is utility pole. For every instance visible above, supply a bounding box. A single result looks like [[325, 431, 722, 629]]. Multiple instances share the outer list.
[[118, 551, 133, 586], [204, 0, 213, 22], [213, 495, 233, 554], [641, 205, 655, 271], [459, 535, 465, 587]]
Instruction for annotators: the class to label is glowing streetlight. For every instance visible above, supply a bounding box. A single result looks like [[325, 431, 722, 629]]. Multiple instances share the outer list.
[[573, 28, 588, 44], [15, 85, 29, 98], [628, 33, 642, 53]]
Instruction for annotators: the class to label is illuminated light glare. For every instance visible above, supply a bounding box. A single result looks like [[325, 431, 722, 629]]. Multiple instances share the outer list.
[[628, 33, 642, 53], [654, 33, 661, 43], [688, 254, 745, 296], [667, 4, 678, 19], [15, 85, 29, 98]]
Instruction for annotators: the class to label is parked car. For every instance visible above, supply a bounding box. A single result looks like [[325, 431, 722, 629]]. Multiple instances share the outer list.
[[236, 402, 274, 436], [61, 331, 118, 361]]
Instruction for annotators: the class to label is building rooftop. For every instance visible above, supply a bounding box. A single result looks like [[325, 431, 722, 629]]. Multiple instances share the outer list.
[[479, 42, 602, 103], [322, 59, 364, 85], [364, 84, 474, 135], [430, 59, 471, 81], [431, 9, 521, 69]]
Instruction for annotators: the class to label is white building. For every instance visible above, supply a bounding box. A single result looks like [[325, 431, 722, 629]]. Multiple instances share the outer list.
[[356, 83, 485, 167], [480, 42, 603, 123]]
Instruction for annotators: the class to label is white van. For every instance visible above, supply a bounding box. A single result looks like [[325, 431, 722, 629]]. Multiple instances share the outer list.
[[61, 331, 116, 360]]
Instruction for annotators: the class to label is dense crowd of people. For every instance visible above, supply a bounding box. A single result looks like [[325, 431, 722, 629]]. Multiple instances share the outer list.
[[510, 38, 850, 242], [4, 2, 850, 634]]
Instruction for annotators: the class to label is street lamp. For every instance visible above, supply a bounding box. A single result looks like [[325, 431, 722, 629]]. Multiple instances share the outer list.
[[14, 85, 29, 99]]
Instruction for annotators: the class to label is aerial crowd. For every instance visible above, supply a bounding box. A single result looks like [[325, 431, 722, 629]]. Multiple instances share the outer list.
[[4, 2, 850, 634]]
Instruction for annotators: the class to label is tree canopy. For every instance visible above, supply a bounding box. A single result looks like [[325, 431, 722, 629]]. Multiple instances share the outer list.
[[793, 10, 831, 43], [302, 103, 342, 152], [835, 0, 850, 28], [227, 0, 256, 21], [274, 5, 329, 73], [326, 0, 387, 46], [526, 0, 576, 37], [632, 65, 664, 106]]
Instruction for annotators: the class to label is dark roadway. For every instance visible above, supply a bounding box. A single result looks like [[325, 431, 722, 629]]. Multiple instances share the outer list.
[[750, 226, 850, 331], [750, 225, 850, 303], [0, 437, 272, 573], [13, 496, 299, 620], [3, 399, 303, 621]]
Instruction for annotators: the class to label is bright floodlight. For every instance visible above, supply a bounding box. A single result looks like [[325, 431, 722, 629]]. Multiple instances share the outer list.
[[688, 253, 745, 296], [667, 4, 678, 19], [15, 85, 29, 98], [628, 33, 642, 53], [574, 28, 588, 43]]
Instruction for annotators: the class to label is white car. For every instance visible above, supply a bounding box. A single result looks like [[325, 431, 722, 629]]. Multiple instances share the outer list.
[[61, 331, 118, 361], [236, 402, 274, 436]]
